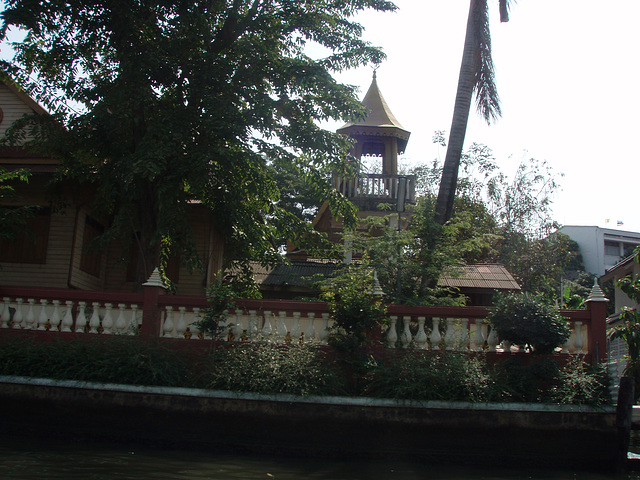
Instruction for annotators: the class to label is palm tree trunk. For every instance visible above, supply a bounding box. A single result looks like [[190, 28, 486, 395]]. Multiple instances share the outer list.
[[434, 0, 482, 225]]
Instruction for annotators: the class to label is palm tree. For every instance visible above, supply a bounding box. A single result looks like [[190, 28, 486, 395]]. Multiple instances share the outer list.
[[434, 0, 513, 225]]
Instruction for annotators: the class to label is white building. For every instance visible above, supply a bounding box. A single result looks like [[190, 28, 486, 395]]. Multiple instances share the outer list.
[[558, 225, 640, 276]]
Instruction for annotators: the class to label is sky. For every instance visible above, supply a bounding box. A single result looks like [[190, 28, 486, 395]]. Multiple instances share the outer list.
[[1, 1, 638, 232], [324, 0, 640, 233]]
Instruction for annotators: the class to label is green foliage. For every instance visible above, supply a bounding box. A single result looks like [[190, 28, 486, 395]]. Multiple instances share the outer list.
[[0, 336, 191, 387], [491, 357, 610, 405], [195, 280, 237, 339], [608, 248, 640, 394], [488, 293, 571, 354], [0, 167, 32, 243], [549, 357, 611, 406], [409, 140, 585, 304], [366, 352, 492, 402], [0, 337, 610, 406], [1, 0, 396, 286], [206, 343, 345, 397], [320, 260, 387, 351], [352, 197, 466, 306]]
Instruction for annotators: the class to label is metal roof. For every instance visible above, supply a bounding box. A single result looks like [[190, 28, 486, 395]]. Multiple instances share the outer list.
[[438, 264, 521, 290]]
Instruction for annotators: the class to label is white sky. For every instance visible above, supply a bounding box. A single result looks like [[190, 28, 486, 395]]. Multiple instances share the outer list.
[[325, 0, 640, 233], [2, 1, 638, 232]]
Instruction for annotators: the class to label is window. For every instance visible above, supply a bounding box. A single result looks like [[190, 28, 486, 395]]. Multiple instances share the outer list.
[[604, 241, 621, 257], [79, 215, 104, 277], [0, 206, 51, 264]]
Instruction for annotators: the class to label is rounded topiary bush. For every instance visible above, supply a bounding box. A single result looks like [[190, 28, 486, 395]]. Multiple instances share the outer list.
[[487, 293, 571, 354]]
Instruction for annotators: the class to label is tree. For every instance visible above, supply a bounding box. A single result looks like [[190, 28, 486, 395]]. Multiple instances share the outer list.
[[608, 248, 640, 398], [434, 0, 514, 225], [0, 0, 396, 287]]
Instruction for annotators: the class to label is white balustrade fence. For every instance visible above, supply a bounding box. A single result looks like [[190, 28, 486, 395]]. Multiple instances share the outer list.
[[1, 296, 140, 335], [160, 307, 332, 344], [0, 291, 598, 358], [385, 315, 589, 354]]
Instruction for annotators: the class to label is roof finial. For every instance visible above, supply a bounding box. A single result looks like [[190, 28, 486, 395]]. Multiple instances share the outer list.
[[372, 65, 378, 80]]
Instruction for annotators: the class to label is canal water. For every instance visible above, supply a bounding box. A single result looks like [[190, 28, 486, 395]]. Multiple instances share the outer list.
[[1, 436, 639, 480]]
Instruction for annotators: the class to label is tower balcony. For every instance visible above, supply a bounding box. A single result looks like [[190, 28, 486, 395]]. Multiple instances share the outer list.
[[332, 174, 416, 211]]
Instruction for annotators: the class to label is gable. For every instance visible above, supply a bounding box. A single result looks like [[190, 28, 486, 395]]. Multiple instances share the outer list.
[[0, 82, 47, 139]]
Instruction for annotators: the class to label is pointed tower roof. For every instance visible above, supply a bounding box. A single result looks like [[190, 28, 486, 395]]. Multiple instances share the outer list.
[[337, 72, 410, 153]]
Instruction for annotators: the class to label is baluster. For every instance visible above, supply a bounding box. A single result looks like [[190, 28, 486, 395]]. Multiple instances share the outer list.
[[472, 319, 484, 351], [276, 311, 288, 342], [232, 311, 243, 341], [573, 321, 584, 354], [487, 324, 498, 352], [387, 316, 398, 349], [1, 297, 11, 328], [129, 304, 139, 335], [189, 313, 200, 340], [459, 318, 470, 350], [319, 313, 330, 344], [305, 312, 316, 342], [12, 298, 24, 329], [25, 299, 36, 330], [248, 310, 258, 340], [261, 310, 272, 340], [88, 302, 101, 333], [176, 307, 187, 338], [102, 303, 114, 334], [501, 340, 512, 353], [75, 301, 87, 333], [37, 299, 49, 330], [430, 317, 441, 351], [162, 306, 174, 337], [61, 300, 74, 332], [114, 304, 127, 333], [400, 316, 412, 348], [48, 300, 61, 331], [291, 312, 301, 343], [444, 318, 456, 351], [415, 316, 428, 350]]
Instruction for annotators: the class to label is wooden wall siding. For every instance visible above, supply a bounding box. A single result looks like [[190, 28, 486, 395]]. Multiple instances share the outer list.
[[0, 84, 36, 140], [102, 207, 221, 295], [0, 208, 76, 288], [68, 208, 106, 291]]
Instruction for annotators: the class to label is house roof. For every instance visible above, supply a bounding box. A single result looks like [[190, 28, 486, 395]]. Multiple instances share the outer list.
[[254, 261, 520, 292], [600, 253, 638, 282], [438, 264, 521, 291], [336, 72, 410, 153], [253, 260, 342, 289]]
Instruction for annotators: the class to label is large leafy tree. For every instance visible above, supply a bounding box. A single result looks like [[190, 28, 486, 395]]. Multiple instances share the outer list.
[[434, 0, 514, 225], [0, 0, 395, 286]]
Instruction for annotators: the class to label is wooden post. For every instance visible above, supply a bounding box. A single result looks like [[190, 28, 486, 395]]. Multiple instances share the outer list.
[[585, 281, 609, 364], [616, 376, 635, 468], [140, 268, 164, 337]]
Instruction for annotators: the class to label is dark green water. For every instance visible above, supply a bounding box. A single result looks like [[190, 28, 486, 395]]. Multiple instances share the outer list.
[[0, 438, 638, 480]]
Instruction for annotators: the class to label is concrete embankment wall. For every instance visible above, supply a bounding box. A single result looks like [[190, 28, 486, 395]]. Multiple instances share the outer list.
[[0, 376, 619, 469]]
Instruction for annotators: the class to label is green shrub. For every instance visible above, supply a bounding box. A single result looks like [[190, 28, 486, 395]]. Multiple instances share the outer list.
[[205, 343, 347, 396], [488, 293, 571, 354], [320, 260, 387, 353], [365, 352, 492, 402], [0, 336, 192, 387], [490, 357, 560, 402], [549, 357, 611, 406]]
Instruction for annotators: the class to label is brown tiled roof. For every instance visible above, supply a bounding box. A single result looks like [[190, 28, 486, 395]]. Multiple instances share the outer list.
[[438, 264, 520, 290]]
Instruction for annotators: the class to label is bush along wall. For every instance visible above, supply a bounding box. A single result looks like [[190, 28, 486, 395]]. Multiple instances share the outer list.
[[0, 336, 611, 406]]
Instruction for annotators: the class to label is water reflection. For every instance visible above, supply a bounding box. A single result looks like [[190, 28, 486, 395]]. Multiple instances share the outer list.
[[0, 438, 638, 480]]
